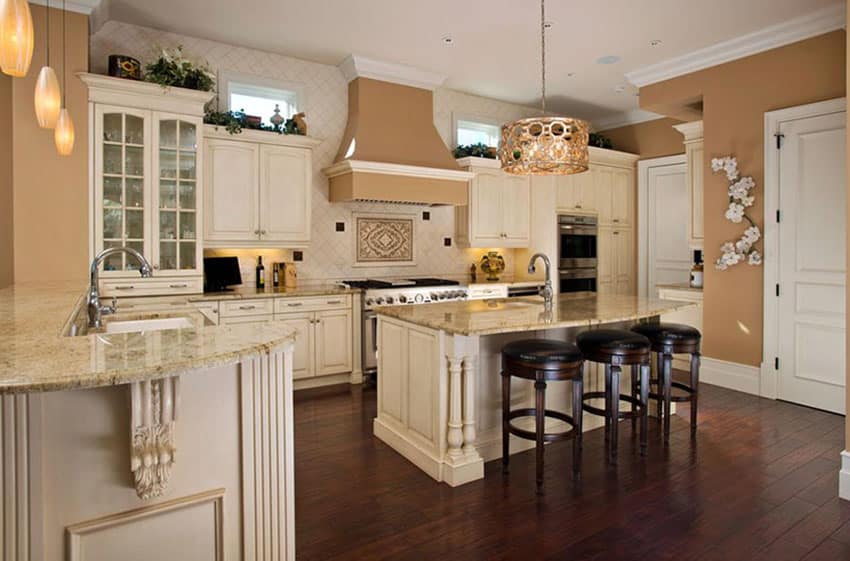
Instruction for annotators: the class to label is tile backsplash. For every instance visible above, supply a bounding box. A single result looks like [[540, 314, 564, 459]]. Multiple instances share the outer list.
[[91, 21, 536, 282]]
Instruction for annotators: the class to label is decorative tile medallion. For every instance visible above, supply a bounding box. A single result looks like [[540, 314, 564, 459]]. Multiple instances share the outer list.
[[355, 214, 415, 266]]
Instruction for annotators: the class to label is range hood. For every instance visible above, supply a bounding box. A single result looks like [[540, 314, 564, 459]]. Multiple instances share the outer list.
[[323, 56, 472, 206]]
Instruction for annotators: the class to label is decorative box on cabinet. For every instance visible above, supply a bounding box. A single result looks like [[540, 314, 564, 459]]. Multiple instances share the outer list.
[[203, 126, 322, 248], [80, 73, 214, 297], [673, 121, 704, 249], [455, 157, 531, 248]]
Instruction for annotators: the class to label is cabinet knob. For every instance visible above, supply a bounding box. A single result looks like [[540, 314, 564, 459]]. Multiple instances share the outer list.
[[575, 204, 582, 209], [261, 229, 267, 235]]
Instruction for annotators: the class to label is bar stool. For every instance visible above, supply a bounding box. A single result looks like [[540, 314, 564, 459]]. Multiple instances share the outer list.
[[501, 339, 584, 493], [631, 323, 701, 442], [576, 329, 651, 464]]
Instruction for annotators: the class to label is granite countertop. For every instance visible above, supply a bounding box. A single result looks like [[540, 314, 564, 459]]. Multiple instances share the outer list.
[[0, 282, 297, 395], [375, 294, 696, 336], [655, 283, 704, 293], [187, 284, 359, 302]]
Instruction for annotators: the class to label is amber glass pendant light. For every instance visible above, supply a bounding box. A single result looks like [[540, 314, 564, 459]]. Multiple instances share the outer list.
[[0, 0, 35, 77], [53, 0, 73, 156], [498, 0, 589, 175], [34, 0, 61, 128]]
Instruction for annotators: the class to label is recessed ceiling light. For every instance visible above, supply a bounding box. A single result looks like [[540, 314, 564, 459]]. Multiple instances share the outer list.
[[441, 36, 454, 45], [650, 39, 663, 47], [596, 55, 621, 65]]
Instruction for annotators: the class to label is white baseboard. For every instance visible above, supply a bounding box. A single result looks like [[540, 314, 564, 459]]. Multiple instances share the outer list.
[[700, 357, 760, 396], [841, 451, 850, 501]]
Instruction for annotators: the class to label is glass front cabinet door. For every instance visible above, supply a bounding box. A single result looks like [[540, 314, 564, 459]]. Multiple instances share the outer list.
[[93, 105, 204, 296]]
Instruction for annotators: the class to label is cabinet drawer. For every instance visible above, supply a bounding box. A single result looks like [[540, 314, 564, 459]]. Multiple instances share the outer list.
[[274, 294, 351, 314], [220, 314, 273, 325], [220, 299, 275, 318], [100, 278, 203, 297]]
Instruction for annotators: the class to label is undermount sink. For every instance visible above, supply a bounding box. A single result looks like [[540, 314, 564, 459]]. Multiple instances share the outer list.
[[104, 316, 194, 334]]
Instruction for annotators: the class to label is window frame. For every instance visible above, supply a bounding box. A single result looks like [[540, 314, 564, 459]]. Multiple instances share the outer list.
[[452, 112, 503, 148]]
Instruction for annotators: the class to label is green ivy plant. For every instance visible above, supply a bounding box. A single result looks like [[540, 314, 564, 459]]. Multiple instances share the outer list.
[[203, 109, 304, 136], [453, 143, 497, 159], [144, 46, 215, 92]]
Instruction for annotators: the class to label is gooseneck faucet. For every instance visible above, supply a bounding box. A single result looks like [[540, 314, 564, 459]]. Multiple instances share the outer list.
[[527, 253, 554, 312], [87, 247, 153, 328]]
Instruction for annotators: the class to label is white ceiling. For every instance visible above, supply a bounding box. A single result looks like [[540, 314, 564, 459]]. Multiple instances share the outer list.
[[99, 0, 844, 126]]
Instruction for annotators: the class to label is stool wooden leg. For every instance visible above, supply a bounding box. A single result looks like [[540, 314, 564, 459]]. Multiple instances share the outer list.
[[535, 378, 546, 493], [656, 352, 663, 420], [609, 365, 621, 464], [662, 353, 673, 443], [640, 363, 650, 456], [501, 371, 510, 473], [572, 374, 583, 480], [604, 364, 612, 445], [690, 352, 701, 437]]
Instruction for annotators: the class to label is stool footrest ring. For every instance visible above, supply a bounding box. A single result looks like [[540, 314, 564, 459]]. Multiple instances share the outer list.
[[581, 391, 647, 420], [506, 408, 578, 443]]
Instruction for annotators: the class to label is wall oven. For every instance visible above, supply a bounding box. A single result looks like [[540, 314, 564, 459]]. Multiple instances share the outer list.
[[558, 214, 598, 293]]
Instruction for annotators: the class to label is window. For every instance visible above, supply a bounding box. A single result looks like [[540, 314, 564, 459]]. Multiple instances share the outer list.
[[456, 118, 500, 148], [222, 73, 300, 127]]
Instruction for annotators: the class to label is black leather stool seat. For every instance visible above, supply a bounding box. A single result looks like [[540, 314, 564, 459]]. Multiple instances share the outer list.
[[631, 322, 700, 353], [576, 329, 650, 362], [502, 339, 583, 367]]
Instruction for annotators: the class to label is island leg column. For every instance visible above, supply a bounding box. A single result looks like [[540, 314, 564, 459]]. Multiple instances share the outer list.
[[443, 335, 484, 486]]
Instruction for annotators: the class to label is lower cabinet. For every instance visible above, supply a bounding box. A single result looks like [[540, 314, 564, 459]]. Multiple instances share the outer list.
[[658, 286, 704, 369], [276, 308, 353, 380], [597, 226, 635, 295]]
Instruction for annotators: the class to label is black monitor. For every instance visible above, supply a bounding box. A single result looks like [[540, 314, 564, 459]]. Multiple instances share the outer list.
[[204, 256, 242, 292]]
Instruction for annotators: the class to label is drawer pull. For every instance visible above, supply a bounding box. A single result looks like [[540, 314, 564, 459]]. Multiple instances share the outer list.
[[239, 305, 257, 310], [326, 300, 343, 305], [612, 219, 620, 223], [169, 283, 188, 288], [287, 302, 303, 307], [114, 285, 135, 290]]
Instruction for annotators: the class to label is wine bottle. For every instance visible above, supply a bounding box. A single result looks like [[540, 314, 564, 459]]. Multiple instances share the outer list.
[[273, 263, 280, 288], [256, 256, 265, 289]]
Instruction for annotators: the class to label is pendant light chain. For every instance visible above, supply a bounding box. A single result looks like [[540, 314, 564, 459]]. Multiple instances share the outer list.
[[540, 0, 546, 115], [61, 0, 66, 106], [45, 0, 50, 66]]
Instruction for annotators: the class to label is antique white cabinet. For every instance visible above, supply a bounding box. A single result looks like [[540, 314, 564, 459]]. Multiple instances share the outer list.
[[274, 297, 353, 381], [673, 120, 704, 249], [455, 157, 531, 248], [556, 147, 637, 227], [80, 73, 214, 297], [203, 127, 321, 248]]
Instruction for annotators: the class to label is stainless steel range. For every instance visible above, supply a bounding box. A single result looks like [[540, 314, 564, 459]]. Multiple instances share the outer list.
[[340, 278, 468, 377]]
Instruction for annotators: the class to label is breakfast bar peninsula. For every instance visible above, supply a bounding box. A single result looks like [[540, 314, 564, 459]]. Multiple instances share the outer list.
[[373, 293, 694, 486]]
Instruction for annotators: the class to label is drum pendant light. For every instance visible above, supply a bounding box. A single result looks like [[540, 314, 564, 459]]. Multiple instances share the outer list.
[[498, 0, 589, 175], [53, 0, 73, 156], [0, 0, 35, 77], [34, 0, 61, 128]]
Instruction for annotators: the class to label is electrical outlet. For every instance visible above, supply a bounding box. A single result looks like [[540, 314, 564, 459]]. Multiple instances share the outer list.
[[422, 211, 430, 221], [293, 251, 303, 262], [335, 222, 345, 232], [444, 237, 452, 247]]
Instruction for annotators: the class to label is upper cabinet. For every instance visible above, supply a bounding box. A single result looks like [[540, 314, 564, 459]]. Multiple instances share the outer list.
[[673, 121, 704, 249], [203, 127, 321, 248], [455, 157, 531, 248], [80, 74, 214, 297], [556, 147, 639, 226]]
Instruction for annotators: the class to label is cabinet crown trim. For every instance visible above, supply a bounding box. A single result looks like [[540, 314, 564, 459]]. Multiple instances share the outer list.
[[322, 159, 473, 181], [455, 156, 502, 170], [78, 72, 214, 115], [202, 125, 323, 148], [673, 120, 704, 141], [588, 147, 640, 168]]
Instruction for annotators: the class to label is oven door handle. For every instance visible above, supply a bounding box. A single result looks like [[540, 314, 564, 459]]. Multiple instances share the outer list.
[[559, 225, 597, 235]]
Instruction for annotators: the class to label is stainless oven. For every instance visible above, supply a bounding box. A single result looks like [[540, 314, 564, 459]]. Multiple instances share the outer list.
[[558, 214, 598, 293]]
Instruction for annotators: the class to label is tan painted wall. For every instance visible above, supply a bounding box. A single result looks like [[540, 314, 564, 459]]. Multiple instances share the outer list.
[[11, 5, 89, 283], [640, 31, 846, 367], [597, 117, 685, 160], [0, 74, 12, 288]]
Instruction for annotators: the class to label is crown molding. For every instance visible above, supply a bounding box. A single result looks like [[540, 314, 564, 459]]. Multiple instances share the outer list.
[[626, 3, 847, 87], [29, 0, 101, 15], [338, 54, 448, 91], [673, 120, 704, 141], [322, 159, 472, 181], [592, 109, 665, 132]]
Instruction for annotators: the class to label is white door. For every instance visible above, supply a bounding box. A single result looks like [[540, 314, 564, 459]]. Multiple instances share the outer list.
[[204, 139, 259, 242], [259, 144, 311, 244], [645, 160, 690, 296], [776, 108, 846, 413], [315, 309, 353, 376]]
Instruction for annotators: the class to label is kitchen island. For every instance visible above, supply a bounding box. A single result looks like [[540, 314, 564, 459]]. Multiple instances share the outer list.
[[374, 293, 695, 486], [0, 282, 297, 560]]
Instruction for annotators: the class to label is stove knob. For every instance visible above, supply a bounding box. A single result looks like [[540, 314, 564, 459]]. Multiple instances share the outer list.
[[365, 298, 374, 306], [385, 296, 394, 305], [430, 292, 439, 301], [414, 294, 424, 303], [375, 297, 385, 305], [399, 295, 408, 304]]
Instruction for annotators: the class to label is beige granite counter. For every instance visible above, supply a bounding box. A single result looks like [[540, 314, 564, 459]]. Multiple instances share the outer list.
[[0, 282, 297, 394], [375, 293, 696, 336], [187, 283, 358, 302], [656, 282, 703, 293]]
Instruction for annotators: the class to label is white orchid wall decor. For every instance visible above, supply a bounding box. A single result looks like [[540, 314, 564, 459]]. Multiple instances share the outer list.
[[711, 156, 762, 270]]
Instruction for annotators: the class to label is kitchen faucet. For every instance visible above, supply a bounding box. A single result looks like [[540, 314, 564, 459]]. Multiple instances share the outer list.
[[87, 247, 153, 328], [527, 253, 554, 312]]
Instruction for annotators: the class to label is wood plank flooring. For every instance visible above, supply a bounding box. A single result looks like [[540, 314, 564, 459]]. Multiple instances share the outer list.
[[293, 380, 847, 561]]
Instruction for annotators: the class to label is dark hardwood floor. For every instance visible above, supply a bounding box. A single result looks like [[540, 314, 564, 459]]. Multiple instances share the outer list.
[[293, 380, 848, 561]]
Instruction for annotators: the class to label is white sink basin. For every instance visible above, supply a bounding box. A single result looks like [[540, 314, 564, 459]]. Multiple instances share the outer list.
[[104, 317, 194, 334]]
